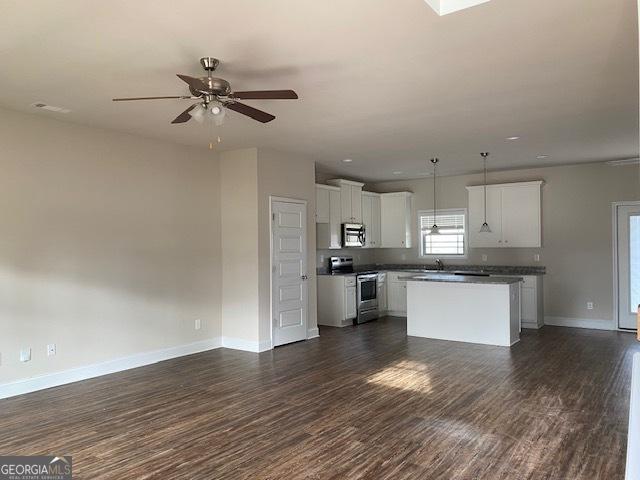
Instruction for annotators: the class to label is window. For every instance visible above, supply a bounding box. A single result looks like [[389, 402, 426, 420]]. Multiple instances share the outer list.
[[418, 209, 466, 257]]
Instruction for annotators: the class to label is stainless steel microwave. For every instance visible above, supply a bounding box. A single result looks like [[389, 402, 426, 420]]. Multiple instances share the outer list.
[[342, 223, 365, 248]]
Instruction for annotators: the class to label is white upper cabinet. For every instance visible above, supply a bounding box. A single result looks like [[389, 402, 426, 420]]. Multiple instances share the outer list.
[[315, 184, 342, 249], [327, 179, 364, 223], [467, 181, 543, 248], [468, 186, 503, 248], [500, 185, 542, 247], [380, 192, 413, 248], [315, 185, 330, 223], [362, 191, 381, 248]]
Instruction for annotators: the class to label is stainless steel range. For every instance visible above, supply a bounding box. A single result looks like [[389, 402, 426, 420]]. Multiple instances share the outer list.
[[329, 257, 378, 324], [356, 273, 378, 324]]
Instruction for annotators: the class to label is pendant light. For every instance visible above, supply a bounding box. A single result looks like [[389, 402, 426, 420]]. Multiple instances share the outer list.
[[479, 152, 492, 233], [430, 157, 440, 235]]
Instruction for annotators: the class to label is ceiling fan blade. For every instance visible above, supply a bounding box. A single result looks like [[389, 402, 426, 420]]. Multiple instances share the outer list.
[[231, 90, 298, 100], [226, 102, 275, 123], [177, 74, 210, 93], [112, 96, 192, 101], [171, 104, 197, 124]]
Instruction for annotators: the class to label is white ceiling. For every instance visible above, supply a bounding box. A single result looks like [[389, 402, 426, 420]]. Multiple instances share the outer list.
[[0, 0, 637, 180]]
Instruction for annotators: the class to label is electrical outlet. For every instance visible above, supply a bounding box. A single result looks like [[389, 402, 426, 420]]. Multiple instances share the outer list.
[[587, 302, 594, 310], [195, 319, 201, 330], [47, 344, 56, 356], [481, 254, 488, 262], [20, 348, 31, 362], [534, 254, 540, 262]]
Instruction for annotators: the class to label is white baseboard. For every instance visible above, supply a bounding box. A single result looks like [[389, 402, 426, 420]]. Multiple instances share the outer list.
[[544, 316, 616, 331], [386, 311, 408, 318], [0, 338, 222, 400], [222, 337, 272, 353], [522, 321, 542, 330], [307, 328, 319, 339]]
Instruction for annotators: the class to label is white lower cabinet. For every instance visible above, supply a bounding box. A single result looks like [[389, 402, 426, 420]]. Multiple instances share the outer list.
[[377, 273, 387, 315], [495, 275, 544, 329], [319, 271, 542, 327], [318, 275, 357, 327], [386, 272, 407, 316], [345, 285, 357, 320]]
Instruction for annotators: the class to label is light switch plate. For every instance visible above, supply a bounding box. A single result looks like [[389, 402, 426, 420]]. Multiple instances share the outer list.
[[47, 344, 56, 356], [587, 302, 594, 310], [20, 348, 31, 362], [481, 254, 488, 262]]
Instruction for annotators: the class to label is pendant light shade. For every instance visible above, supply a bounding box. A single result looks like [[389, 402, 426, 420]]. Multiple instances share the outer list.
[[430, 157, 440, 235], [479, 152, 492, 234]]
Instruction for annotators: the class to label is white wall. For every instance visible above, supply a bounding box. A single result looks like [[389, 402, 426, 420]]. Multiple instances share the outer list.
[[0, 108, 222, 384], [220, 148, 260, 346], [366, 162, 640, 323], [258, 149, 318, 343], [218, 148, 319, 350]]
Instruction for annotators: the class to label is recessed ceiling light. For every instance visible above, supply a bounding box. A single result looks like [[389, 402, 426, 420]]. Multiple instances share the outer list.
[[393, 171, 403, 175], [342, 158, 353, 163], [424, 0, 491, 16], [536, 155, 549, 159], [506, 136, 520, 141]]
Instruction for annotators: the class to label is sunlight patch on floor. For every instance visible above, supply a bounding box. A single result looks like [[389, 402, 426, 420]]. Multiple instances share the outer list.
[[366, 360, 433, 394]]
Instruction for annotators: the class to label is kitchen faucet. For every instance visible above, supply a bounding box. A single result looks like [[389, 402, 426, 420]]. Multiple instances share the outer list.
[[435, 259, 444, 270]]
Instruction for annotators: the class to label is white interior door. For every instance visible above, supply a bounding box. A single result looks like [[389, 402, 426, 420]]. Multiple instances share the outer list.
[[617, 204, 640, 329], [272, 200, 308, 346]]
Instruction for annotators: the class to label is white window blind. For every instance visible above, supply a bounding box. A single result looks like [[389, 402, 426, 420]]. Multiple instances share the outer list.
[[419, 209, 466, 256]]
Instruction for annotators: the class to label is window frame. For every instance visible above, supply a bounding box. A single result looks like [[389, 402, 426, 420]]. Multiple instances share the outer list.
[[417, 208, 468, 259]]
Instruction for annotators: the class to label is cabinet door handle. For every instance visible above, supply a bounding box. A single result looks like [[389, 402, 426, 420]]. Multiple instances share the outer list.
[[301, 275, 308, 281]]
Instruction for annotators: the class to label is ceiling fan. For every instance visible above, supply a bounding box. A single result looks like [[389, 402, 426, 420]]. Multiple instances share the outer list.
[[112, 57, 298, 124]]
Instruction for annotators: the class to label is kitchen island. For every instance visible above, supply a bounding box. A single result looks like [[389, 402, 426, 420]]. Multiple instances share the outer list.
[[401, 274, 523, 347]]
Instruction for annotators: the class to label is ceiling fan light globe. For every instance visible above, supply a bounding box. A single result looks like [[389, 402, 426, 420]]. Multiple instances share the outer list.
[[210, 104, 226, 126], [189, 105, 205, 123]]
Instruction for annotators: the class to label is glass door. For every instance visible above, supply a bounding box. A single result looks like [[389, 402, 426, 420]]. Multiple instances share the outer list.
[[617, 204, 640, 329]]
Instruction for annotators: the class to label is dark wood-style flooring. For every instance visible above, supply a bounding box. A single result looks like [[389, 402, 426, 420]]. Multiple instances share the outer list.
[[1, 318, 638, 479]]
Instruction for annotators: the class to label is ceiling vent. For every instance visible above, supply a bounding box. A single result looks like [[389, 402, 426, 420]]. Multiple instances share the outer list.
[[31, 102, 70, 113], [424, 0, 490, 16]]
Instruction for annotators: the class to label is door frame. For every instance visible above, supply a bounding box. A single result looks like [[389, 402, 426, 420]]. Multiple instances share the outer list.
[[270, 196, 309, 346], [612, 201, 640, 330]]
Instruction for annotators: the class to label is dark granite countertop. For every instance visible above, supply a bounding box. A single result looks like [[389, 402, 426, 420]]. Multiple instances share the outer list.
[[399, 274, 523, 285], [317, 264, 545, 276]]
